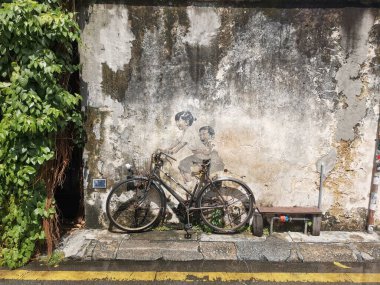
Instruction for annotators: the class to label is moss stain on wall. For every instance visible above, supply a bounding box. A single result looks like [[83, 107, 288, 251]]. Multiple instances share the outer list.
[[84, 107, 110, 191]]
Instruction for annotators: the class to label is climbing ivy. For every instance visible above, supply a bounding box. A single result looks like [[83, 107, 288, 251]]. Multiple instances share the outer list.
[[0, 0, 81, 268]]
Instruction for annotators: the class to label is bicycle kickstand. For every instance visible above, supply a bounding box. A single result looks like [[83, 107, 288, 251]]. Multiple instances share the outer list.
[[184, 209, 192, 239]]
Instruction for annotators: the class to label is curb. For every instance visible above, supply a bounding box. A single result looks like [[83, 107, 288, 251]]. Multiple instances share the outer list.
[[58, 229, 380, 263]]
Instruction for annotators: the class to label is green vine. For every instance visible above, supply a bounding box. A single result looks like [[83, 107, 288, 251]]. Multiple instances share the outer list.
[[0, 0, 81, 268]]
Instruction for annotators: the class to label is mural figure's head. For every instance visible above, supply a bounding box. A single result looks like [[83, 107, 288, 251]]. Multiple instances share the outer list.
[[199, 126, 215, 144], [174, 111, 194, 130]]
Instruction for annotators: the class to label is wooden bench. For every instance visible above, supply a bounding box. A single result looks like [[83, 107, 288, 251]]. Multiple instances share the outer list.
[[252, 206, 322, 236]]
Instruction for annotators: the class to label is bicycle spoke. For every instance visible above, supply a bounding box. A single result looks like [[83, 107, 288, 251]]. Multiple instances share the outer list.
[[198, 179, 254, 233], [106, 177, 164, 232], [223, 192, 250, 202], [227, 210, 245, 225], [224, 198, 248, 208], [209, 187, 226, 204]]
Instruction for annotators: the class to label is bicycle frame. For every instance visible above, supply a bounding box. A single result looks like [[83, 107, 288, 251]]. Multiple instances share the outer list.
[[144, 152, 255, 217], [149, 164, 207, 210], [106, 151, 256, 236]]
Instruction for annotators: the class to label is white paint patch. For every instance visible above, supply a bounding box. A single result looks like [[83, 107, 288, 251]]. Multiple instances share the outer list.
[[331, 29, 341, 40], [99, 7, 135, 72], [81, 5, 135, 101], [97, 160, 104, 174], [93, 121, 101, 140], [183, 7, 220, 46]]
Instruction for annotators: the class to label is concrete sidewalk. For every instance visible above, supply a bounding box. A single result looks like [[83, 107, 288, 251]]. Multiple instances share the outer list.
[[58, 229, 380, 263]]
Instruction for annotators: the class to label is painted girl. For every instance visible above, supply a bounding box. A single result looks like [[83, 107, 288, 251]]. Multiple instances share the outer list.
[[166, 111, 201, 185], [166, 111, 196, 155]]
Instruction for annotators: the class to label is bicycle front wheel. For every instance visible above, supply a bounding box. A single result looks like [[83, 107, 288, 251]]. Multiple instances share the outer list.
[[197, 178, 254, 233], [106, 177, 165, 232]]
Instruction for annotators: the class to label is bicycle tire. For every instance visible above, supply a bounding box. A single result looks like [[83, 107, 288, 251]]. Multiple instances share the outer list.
[[197, 178, 255, 233], [106, 177, 165, 232]]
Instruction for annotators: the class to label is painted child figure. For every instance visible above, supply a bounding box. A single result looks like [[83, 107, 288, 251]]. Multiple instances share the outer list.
[[165, 111, 201, 186]]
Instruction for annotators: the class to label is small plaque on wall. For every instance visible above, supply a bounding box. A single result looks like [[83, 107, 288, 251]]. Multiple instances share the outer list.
[[92, 179, 107, 189]]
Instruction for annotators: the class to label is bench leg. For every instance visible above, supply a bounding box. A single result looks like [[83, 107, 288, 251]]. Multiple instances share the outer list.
[[304, 220, 308, 235], [312, 215, 321, 236], [270, 217, 275, 234], [252, 213, 263, 237]]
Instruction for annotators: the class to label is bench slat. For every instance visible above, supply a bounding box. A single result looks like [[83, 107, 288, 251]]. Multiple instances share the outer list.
[[258, 206, 322, 215]]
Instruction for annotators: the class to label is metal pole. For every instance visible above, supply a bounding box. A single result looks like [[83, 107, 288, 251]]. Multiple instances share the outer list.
[[368, 184, 378, 233], [318, 164, 324, 209], [367, 103, 380, 233]]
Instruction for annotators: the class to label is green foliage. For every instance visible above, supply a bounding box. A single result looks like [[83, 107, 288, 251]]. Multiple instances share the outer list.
[[210, 209, 224, 228], [0, 0, 81, 268], [199, 209, 225, 234], [153, 225, 171, 231], [39, 250, 65, 267]]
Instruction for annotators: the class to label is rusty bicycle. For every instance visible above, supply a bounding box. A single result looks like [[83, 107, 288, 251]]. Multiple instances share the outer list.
[[106, 151, 257, 237]]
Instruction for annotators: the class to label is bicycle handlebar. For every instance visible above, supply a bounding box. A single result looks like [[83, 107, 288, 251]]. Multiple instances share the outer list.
[[162, 152, 177, 161], [154, 150, 177, 162]]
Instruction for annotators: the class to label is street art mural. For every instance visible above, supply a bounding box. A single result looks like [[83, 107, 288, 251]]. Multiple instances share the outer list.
[[79, 3, 380, 230], [165, 111, 224, 187]]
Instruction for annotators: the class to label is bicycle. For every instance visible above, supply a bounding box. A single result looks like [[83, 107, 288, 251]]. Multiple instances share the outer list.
[[106, 150, 257, 237]]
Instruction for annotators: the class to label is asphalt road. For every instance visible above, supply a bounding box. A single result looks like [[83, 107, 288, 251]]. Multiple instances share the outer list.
[[1, 260, 380, 284]]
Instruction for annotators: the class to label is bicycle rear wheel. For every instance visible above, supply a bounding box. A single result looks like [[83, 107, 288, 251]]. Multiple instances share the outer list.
[[197, 178, 254, 233], [106, 177, 165, 232]]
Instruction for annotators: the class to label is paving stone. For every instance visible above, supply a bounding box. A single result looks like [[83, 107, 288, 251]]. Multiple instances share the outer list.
[[236, 241, 265, 261], [84, 240, 98, 260], [116, 240, 203, 261], [286, 248, 303, 262], [236, 236, 292, 262], [261, 238, 292, 262], [298, 243, 357, 262], [92, 239, 121, 260], [60, 238, 91, 259], [199, 232, 264, 242], [161, 242, 203, 260], [361, 252, 375, 261], [59, 230, 97, 259], [97, 230, 130, 241], [130, 230, 198, 241], [288, 231, 380, 243], [200, 242, 237, 260], [117, 240, 163, 260], [353, 242, 380, 261]]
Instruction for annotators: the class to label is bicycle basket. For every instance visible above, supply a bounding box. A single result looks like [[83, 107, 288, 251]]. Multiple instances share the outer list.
[[132, 157, 151, 176]]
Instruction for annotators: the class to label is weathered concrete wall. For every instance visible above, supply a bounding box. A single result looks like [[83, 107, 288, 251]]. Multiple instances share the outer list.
[[79, 2, 380, 230]]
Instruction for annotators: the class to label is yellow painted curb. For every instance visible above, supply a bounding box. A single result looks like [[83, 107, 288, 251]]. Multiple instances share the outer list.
[[0, 270, 379, 283]]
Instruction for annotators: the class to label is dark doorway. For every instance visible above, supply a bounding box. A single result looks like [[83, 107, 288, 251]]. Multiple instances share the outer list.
[[54, 38, 84, 229], [55, 147, 84, 228]]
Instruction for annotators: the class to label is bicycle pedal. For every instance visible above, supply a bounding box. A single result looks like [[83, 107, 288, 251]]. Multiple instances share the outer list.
[[184, 233, 192, 239]]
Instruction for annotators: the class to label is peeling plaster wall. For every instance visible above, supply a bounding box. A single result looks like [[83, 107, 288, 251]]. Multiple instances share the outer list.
[[79, 2, 380, 230]]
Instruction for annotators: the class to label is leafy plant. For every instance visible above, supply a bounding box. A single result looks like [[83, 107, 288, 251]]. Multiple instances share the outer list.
[[210, 209, 225, 228], [39, 250, 65, 267], [0, 0, 81, 268], [154, 225, 171, 231]]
